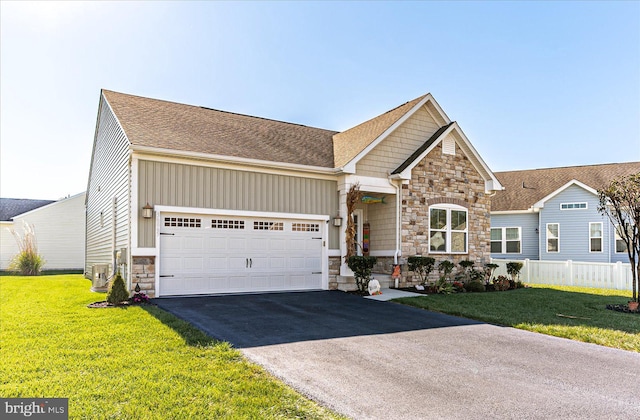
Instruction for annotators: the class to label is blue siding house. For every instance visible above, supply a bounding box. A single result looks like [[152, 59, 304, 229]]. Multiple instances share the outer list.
[[490, 162, 640, 263]]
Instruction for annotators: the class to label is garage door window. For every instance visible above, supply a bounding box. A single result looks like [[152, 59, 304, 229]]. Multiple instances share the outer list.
[[164, 217, 202, 228], [292, 223, 320, 232], [212, 219, 245, 229], [254, 221, 284, 231]]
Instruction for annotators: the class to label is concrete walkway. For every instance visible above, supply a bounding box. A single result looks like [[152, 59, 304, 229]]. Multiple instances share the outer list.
[[155, 291, 640, 419], [364, 287, 423, 301]]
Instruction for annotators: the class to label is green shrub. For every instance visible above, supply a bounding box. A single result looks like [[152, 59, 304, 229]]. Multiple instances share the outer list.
[[347, 256, 377, 294], [506, 262, 524, 281], [465, 280, 486, 293], [407, 256, 435, 284], [107, 272, 129, 305]]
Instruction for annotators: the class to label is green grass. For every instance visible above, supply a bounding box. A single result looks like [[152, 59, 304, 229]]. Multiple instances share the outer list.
[[0, 275, 343, 419], [394, 284, 640, 352]]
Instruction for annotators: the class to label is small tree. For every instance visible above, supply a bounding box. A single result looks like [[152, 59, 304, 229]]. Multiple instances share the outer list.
[[107, 271, 130, 305], [407, 256, 435, 285], [598, 172, 640, 302], [347, 256, 377, 294], [506, 262, 523, 281], [8, 221, 45, 275]]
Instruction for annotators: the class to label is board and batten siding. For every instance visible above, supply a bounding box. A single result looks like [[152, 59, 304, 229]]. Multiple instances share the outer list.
[[357, 105, 441, 178], [137, 160, 339, 249], [85, 97, 131, 277], [539, 184, 611, 263], [490, 213, 539, 260]]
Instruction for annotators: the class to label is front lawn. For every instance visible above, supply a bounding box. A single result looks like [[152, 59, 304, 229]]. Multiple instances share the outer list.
[[394, 285, 640, 352], [0, 275, 342, 419]]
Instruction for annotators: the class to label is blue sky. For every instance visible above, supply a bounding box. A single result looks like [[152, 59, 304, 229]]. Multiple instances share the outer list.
[[1, 1, 638, 200]]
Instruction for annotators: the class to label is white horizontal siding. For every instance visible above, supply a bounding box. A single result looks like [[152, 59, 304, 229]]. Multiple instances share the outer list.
[[85, 96, 131, 276]]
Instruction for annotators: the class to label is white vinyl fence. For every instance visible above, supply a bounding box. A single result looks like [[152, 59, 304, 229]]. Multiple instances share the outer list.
[[491, 259, 634, 291]]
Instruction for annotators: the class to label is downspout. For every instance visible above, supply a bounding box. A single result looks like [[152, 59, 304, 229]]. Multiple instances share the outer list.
[[388, 178, 401, 265]]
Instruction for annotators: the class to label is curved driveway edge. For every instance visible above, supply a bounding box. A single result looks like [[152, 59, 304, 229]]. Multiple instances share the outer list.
[[155, 291, 640, 419]]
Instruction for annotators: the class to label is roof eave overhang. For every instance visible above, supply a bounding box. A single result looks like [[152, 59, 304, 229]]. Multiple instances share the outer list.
[[389, 122, 504, 194], [340, 94, 443, 171], [130, 145, 340, 176], [531, 179, 598, 209]]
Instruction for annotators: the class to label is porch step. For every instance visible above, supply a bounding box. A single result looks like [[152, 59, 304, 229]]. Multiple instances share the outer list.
[[337, 273, 394, 292]]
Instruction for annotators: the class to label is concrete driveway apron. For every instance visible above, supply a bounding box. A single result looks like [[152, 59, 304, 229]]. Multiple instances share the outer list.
[[155, 291, 640, 419]]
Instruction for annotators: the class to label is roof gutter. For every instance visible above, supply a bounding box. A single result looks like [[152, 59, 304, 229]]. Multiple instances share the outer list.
[[130, 145, 342, 176]]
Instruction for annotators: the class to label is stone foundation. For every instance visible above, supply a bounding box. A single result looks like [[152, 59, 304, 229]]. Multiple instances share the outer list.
[[132, 256, 156, 297], [328, 256, 341, 290]]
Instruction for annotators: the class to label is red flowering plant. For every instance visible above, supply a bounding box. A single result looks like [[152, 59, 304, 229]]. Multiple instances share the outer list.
[[452, 281, 465, 293], [131, 291, 151, 304]]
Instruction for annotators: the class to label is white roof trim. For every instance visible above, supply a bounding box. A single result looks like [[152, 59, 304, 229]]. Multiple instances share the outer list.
[[491, 209, 538, 215], [532, 179, 598, 210], [130, 145, 340, 177], [392, 123, 456, 180], [390, 122, 503, 193], [12, 192, 86, 220], [342, 94, 449, 172]]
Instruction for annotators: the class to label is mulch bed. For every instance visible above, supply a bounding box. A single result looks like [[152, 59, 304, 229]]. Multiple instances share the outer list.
[[87, 301, 155, 308], [605, 304, 639, 314]]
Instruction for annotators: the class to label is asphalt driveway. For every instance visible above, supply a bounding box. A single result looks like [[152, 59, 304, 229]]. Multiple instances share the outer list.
[[155, 291, 640, 419]]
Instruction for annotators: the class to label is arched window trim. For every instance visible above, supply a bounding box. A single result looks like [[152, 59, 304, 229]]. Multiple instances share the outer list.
[[428, 203, 468, 254]]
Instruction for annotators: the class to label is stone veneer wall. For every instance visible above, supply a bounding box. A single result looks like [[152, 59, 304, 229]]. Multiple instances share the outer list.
[[132, 256, 156, 297], [400, 143, 491, 287], [328, 256, 341, 290]]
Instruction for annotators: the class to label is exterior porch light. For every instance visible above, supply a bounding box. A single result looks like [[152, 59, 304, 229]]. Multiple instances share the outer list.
[[333, 216, 343, 227], [142, 202, 154, 219]]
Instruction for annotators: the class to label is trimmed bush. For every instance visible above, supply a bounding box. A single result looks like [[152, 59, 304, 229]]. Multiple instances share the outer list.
[[107, 272, 129, 305], [347, 256, 377, 294], [407, 256, 435, 285], [465, 280, 486, 293]]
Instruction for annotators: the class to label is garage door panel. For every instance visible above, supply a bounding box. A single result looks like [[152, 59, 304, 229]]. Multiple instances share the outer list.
[[207, 237, 228, 250], [208, 257, 228, 270], [228, 238, 246, 250], [160, 213, 324, 296]]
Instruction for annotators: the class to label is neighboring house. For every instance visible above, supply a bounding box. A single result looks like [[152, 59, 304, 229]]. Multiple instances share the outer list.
[[491, 162, 640, 263], [86, 89, 502, 297], [0, 193, 86, 271]]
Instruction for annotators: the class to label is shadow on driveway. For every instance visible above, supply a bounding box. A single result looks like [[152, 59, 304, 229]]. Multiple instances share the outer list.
[[153, 290, 481, 348]]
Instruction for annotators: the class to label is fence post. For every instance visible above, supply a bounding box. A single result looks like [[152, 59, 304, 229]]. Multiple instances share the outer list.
[[567, 260, 573, 286], [614, 261, 622, 290], [525, 258, 530, 283]]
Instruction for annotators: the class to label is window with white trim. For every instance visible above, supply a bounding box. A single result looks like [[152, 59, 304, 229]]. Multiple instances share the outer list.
[[560, 202, 587, 210], [547, 223, 559, 253], [491, 227, 521, 254], [429, 204, 467, 253], [615, 224, 629, 254], [589, 222, 603, 252]]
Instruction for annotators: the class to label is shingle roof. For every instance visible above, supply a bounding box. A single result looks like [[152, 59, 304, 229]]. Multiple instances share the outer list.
[[102, 90, 339, 168], [0, 198, 55, 222], [332, 94, 428, 168], [492, 162, 640, 212]]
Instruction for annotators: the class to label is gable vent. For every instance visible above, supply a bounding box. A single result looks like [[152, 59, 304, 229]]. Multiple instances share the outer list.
[[442, 136, 455, 155]]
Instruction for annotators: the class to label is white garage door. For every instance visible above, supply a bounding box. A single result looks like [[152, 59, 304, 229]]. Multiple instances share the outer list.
[[158, 213, 324, 296]]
